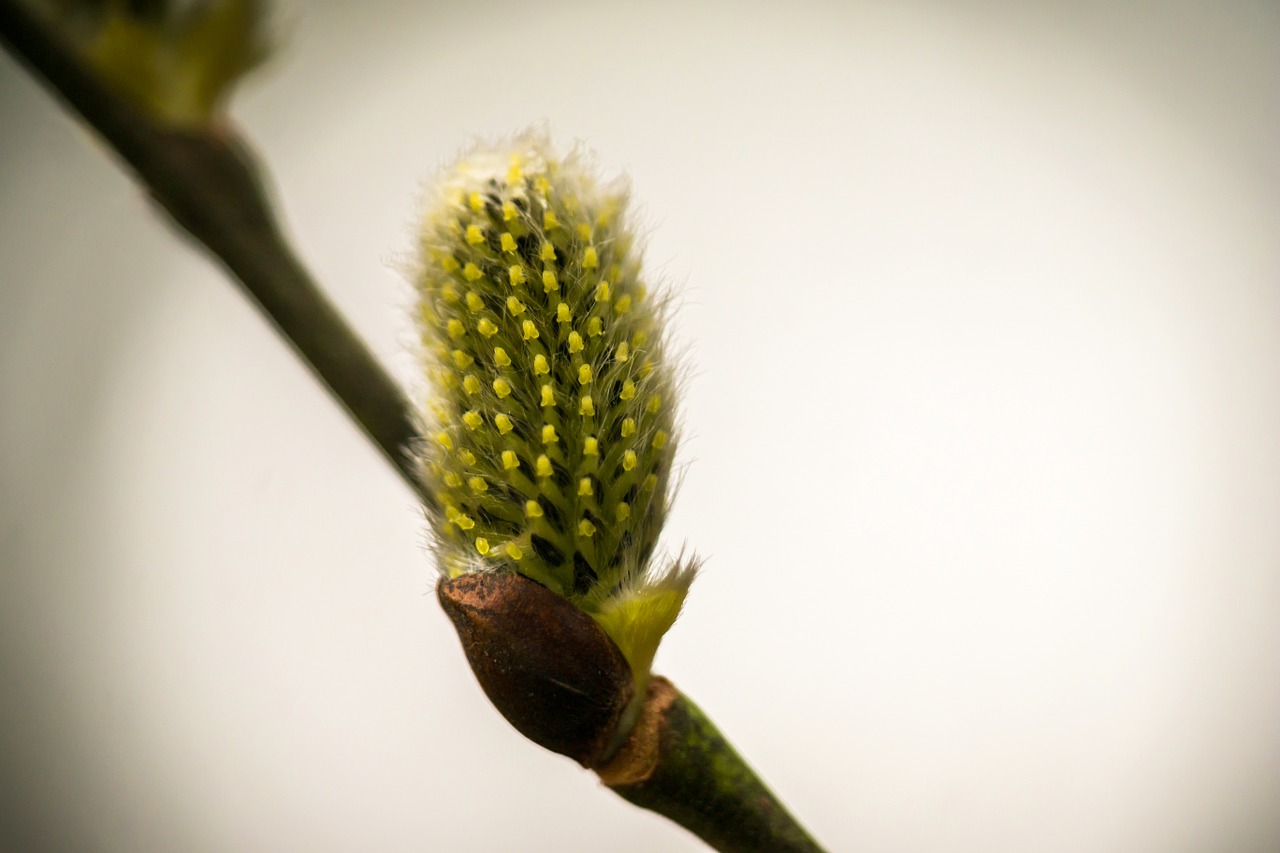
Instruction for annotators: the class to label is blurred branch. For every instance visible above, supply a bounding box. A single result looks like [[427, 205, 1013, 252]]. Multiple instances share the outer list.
[[0, 0, 429, 507]]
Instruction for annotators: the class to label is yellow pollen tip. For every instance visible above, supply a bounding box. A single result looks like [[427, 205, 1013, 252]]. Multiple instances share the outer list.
[[447, 319, 465, 339], [463, 375, 481, 395], [506, 296, 526, 315], [623, 450, 637, 471], [578, 477, 594, 496], [615, 502, 631, 522], [493, 347, 511, 367], [620, 418, 636, 437], [579, 396, 595, 417], [468, 476, 488, 493], [462, 410, 482, 430], [587, 317, 603, 337], [541, 424, 558, 444], [533, 354, 550, 375], [500, 232, 517, 253], [614, 294, 632, 313], [456, 514, 475, 530], [477, 318, 498, 337], [616, 342, 630, 362], [584, 436, 599, 456], [577, 364, 593, 385], [647, 395, 661, 414], [557, 303, 572, 323], [583, 246, 599, 268], [540, 242, 556, 262], [459, 449, 476, 466], [468, 192, 484, 212], [465, 292, 484, 312], [543, 211, 559, 229], [535, 455, 553, 478], [465, 225, 484, 245], [501, 450, 519, 470], [508, 265, 525, 286], [568, 331, 584, 353], [542, 270, 559, 292], [463, 263, 483, 282], [620, 380, 636, 400], [578, 518, 596, 537], [522, 320, 540, 341], [475, 537, 490, 555], [502, 200, 517, 221], [540, 384, 556, 407], [576, 223, 592, 240], [642, 474, 658, 491], [452, 350, 474, 369], [525, 499, 544, 517], [505, 542, 523, 560], [652, 430, 668, 449], [595, 281, 611, 302], [492, 378, 512, 398], [441, 256, 461, 273], [495, 414, 513, 434], [443, 472, 462, 488]]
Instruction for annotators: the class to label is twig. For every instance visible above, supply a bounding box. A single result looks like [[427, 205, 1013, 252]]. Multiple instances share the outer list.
[[0, 0, 428, 508]]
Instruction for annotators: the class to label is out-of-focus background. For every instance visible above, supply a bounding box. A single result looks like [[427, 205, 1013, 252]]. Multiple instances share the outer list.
[[2, 1, 1277, 850]]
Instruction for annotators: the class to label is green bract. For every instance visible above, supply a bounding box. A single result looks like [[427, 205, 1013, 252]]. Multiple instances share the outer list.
[[415, 133, 695, 688]]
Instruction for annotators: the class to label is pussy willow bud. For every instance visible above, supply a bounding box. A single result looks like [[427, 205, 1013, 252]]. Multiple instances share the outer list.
[[416, 132, 696, 720]]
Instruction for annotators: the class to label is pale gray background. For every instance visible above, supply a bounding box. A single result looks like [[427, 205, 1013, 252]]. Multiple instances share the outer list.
[[2, 1, 1278, 850]]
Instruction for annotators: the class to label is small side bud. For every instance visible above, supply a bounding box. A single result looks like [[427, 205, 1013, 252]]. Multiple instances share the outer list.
[[437, 572, 634, 767]]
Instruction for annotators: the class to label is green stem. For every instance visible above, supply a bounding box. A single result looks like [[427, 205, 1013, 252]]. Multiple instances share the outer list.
[[601, 677, 826, 852], [0, 0, 428, 508]]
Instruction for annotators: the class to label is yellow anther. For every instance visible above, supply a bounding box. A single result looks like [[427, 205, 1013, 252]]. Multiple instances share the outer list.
[[463, 263, 483, 282], [465, 291, 484, 312], [443, 472, 462, 488], [492, 377, 512, 398], [463, 375, 481, 395], [540, 242, 556, 262], [579, 396, 595, 417], [578, 364, 593, 385], [636, 284, 648, 303], [568, 331, 584, 353], [556, 303, 572, 323], [533, 354, 550, 376], [578, 477, 594, 497], [535, 175, 550, 195], [620, 379, 636, 400], [505, 542, 523, 560], [459, 449, 477, 466], [623, 450, 637, 471], [540, 384, 555, 407], [441, 283, 460, 303], [508, 264, 525, 286], [506, 158, 523, 184], [493, 347, 511, 367], [525, 499, 544, 517], [584, 436, 599, 456], [475, 537, 490, 555], [444, 505, 460, 522], [463, 410, 482, 430], [522, 319, 539, 341], [494, 413, 515, 435], [652, 430, 668, 450], [583, 246, 599, 268], [501, 450, 519, 470], [441, 256, 461, 273], [615, 502, 631, 522], [576, 223, 592, 240], [468, 476, 488, 493], [615, 342, 630, 362], [587, 317, 603, 337], [543, 210, 559, 229], [542, 270, 558, 292], [506, 296, 526, 315], [456, 514, 475, 530], [447, 319, 465, 339], [640, 359, 654, 378], [577, 518, 596, 537], [620, 417, 636, 437], [468, 192, 484, 212], [632, 330, 648, 348], [500, 232, 517, 253], [535, 455, 553, 478], [641, 474, 658, 491], [477, 318, 498, 338], [646, 394, 661, 414], [541, 424, 558, 444], [614, 294, 632, 313], [501, 199, 518, 220], [452, 350, 474, 369], [595, 281, 612, 302]]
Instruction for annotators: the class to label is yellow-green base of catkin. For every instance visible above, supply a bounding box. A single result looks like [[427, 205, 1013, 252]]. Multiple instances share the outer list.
[[415, 132, 695, 685]]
